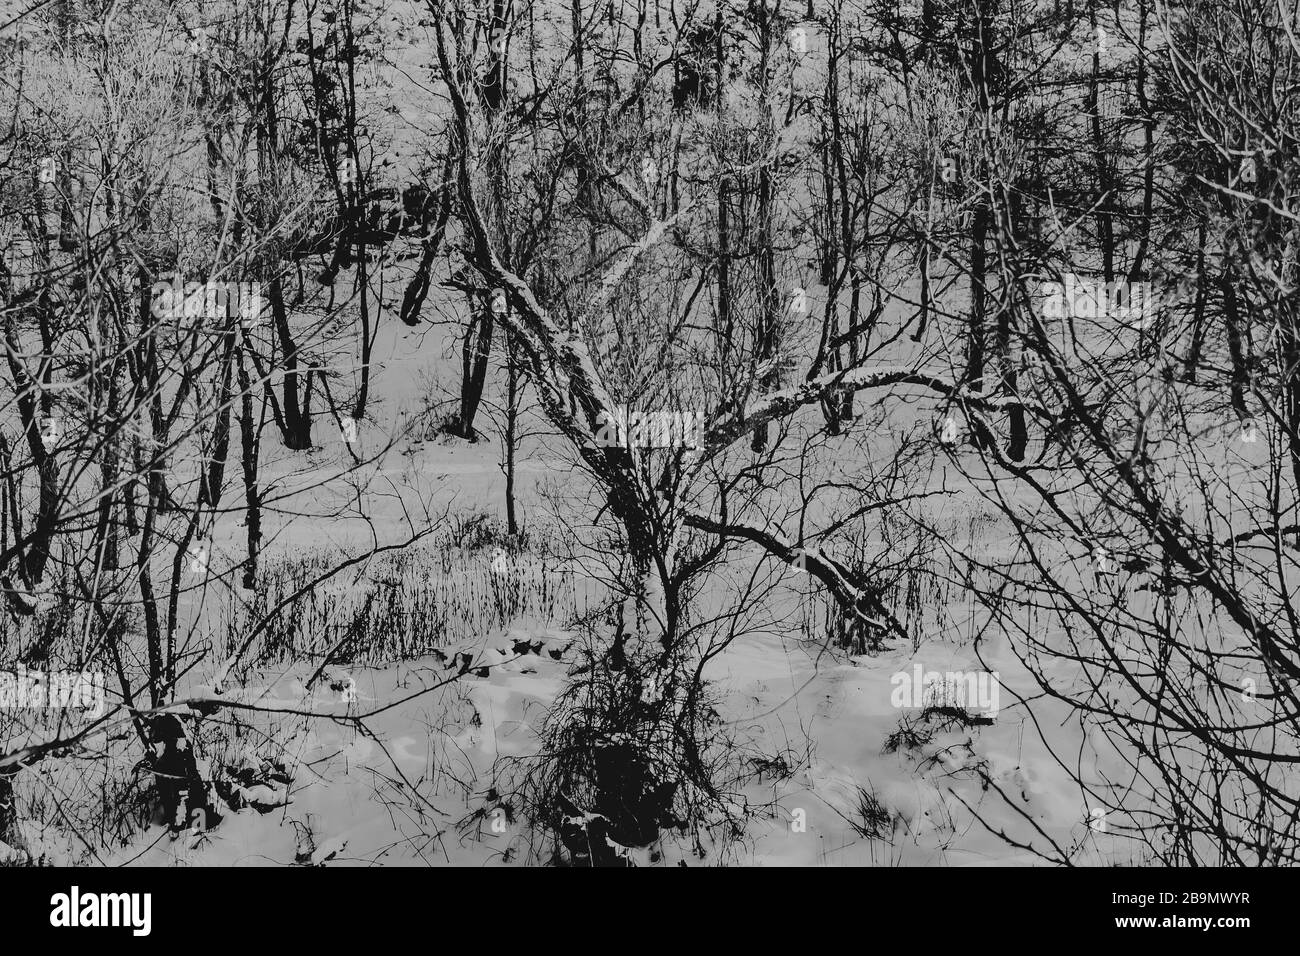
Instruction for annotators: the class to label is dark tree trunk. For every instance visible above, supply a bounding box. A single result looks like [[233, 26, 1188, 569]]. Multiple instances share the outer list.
[[454, 300, 494, 440], [967, 199, 989, 388], [1221, 273, 1251, 419], [237, 348, 262, 591], [504, 343, 519, 536], [269, 277, 313, 449]]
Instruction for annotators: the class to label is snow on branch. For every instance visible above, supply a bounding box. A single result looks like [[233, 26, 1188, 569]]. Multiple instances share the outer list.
[[682, 511, 905, 640], [702, 364, 1053, 456]]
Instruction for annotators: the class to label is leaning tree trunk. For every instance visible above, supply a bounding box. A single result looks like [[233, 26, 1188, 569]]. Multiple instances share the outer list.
[[453, 1, 511, 438], [453, 298, 494, 440]]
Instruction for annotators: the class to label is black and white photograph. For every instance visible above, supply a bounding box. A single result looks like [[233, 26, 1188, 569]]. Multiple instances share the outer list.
[[0, 0, 1291, 912]]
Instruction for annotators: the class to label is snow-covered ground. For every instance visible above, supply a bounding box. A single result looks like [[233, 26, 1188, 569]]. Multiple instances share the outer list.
[[56, 606, 1117, 867]]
